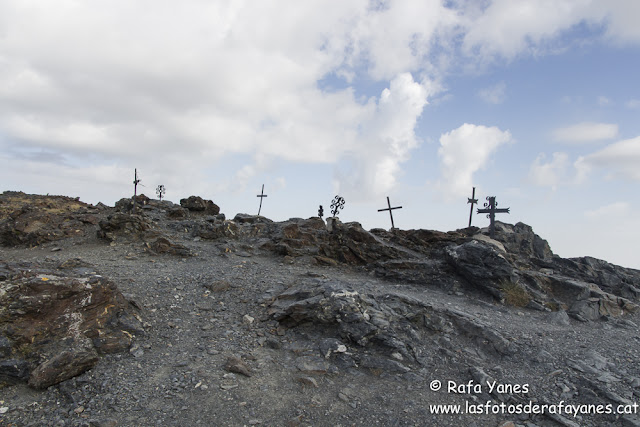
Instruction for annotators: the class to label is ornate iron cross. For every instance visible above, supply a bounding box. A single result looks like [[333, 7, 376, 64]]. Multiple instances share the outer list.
[[256, 184, 267, 216], [476, 196, 510, 239], [378, 196, 402, 229], [330, 196, 345, 217], [156, 185, 166, 201], [467, 187, 478, 227]]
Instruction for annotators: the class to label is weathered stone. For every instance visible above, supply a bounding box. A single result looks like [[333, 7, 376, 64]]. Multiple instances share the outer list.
[[145, 237, 193, 257], [28, 337, 99, 389], [97, 213, 154, 242], [166, 207, 188, 219], [493, 221, 553, 261], [180, 196, 220, 215], [0, 359, 30, 384], [0, 192, 97, 247], [0, 260, 141, 388], [224, 355, 252, 377], [445, 240, 517, 299]]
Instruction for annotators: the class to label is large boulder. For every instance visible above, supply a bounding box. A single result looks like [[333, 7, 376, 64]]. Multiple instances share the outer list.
[[492, 221, 553, 263], [445, 240, 517, 299], [180, 196, 220, 215], [0, 260, 143, 389]]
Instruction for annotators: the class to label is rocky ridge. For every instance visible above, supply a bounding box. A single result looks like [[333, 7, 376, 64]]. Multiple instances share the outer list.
[[0, 191, 639, 426]]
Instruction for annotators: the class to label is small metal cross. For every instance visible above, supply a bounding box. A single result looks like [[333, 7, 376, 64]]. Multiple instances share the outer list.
[[378, 196, 402, 229], [476, 196, 510, 239], [256, 184, 267, 216], [330, 196, 345, 217], [467, 187, 478, 227]]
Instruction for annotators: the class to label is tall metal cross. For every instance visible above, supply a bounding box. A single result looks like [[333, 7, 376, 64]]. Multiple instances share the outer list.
[[256, 184, 267, 216], [467, 187, 478, 227], [378, 196, 402, 229], [476, 196, 510, 239], [132, 168, 141, 214]]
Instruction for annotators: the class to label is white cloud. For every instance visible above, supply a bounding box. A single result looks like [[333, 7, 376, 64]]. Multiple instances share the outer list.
[[552, 122, 618, 144], [437, 123, 512, 199], [596, 0, 640, 44], [335, 73, 429, 201], [460, 0, 640, 60], [575, 136, 640, 181], [585, 202, 630, 220], [0, 0, 639, 207], [477, 82, 507, 104], [528, 152, 569, 190]]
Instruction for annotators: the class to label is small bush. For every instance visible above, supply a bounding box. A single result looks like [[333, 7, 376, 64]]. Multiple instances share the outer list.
[[500, 281, 531, 307]]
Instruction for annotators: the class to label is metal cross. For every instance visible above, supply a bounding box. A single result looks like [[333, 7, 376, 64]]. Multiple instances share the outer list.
[[467, 187, 478, 227], [318, 205, 324, 218], [256, 184, 267, 216], [378, 196, 402, 229], [156, 185, 166, 201], [133, 168, 141, 213], [476, 196, 510, 239], [330, 196, 345, 217]]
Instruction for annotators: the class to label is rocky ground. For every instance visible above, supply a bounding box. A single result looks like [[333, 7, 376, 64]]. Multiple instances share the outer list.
[[1, 192, 640, 426]]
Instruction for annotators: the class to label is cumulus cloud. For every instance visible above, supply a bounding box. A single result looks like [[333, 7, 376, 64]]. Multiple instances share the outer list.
[[477, 82, 507, 104], [528, 152, 569, 190], [335, 73, 429, 201], [552, 122, 618, 144], [437, 123, 512, 199], [460, 0, 640, 60], [574, 136, 640, 181], [0, 1, 639, 205]]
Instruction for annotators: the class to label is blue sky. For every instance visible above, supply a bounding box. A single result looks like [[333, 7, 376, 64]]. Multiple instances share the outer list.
[[1, 1, 639, 268]]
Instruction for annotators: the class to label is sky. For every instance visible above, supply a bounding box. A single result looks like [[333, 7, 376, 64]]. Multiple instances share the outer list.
[[1, 1, 639, 269]]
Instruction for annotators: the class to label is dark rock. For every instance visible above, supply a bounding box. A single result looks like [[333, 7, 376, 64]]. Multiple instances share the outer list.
[[0, 192, 97, 247], [0, 261, 141, 388], [358, 354, 410, 374], [114, 194, 150, 212], [166, 207, 188, 219], [193, 220, 240, 240], [0, 359, 30, 384], [28, 337, 99, 389], [445, 240, 517, 299], [233, 213, 273, 224], [180, 196, 220, 215], [97, 213, 155, 242], [144, 237, 193, 257], [492, 221, 553, 261], [269, 280, 513, 374], [224, 355, 252, 377]]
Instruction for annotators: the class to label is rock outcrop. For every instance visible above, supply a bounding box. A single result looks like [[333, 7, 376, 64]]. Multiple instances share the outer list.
[[0, 191, 99, 247], [97, 213, 156, 242], [179, 196, 220, 215], [215, 216, 640, 321], [268, 279, 514, 371], [0, 260, 143, 389]]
